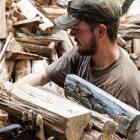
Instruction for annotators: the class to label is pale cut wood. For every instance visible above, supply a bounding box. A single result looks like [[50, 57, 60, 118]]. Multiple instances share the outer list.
[[40, 6, 67, 20], [0, 0, 7, 39], [14, 60, 31, 81], [64, 74, 140, 138], [0, 33, 13, 61], [0, 85, 91, 140], [32, 59, 48, 73]]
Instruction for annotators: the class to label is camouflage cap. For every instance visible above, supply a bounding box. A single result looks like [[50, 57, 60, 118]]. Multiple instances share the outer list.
[[53, 0, 121, 29]]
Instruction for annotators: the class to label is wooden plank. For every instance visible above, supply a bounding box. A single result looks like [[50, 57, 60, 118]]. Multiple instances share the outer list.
[[0, 85, 91, 140], [0, 0, 7, 39], [64, 74, 140, 138]]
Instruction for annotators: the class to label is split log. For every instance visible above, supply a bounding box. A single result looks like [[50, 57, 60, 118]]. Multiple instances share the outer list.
[[64, 74, 140, 138], [0, 58, 15, 82], [15, 37, 63, 46], [13, 16, 42, 27], [132, 39, 140, 54], [0, 85, 91, 140], [40, 6, 67, 20], [16, 0, 54, 34], [19, 42, 53, 58], [5, 51, 45, 60], [0, 0, 7, 39], [14, 60, 31, 81], [32, 59, 48, 73]]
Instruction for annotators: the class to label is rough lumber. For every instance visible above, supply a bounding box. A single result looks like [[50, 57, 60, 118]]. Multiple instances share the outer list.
[[0, 85, 91, 140], [64, 74, 140, 138], [0, 0, 7, 39]]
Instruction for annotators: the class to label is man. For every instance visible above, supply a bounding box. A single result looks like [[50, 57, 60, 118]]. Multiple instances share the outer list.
[[5, 0, 140, 110]]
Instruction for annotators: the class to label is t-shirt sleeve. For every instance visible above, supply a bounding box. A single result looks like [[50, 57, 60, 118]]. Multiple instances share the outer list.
[[45, 48, 78, 87]]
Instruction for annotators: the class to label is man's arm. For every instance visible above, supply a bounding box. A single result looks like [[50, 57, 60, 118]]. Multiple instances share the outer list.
[[14, 71, 48, 87]]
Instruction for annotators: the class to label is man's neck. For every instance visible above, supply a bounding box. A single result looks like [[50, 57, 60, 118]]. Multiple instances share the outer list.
[[92, 43, 120, 70]]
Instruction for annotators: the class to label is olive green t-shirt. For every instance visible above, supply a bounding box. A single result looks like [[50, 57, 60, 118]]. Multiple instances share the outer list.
[[46, 47, 140, 110]]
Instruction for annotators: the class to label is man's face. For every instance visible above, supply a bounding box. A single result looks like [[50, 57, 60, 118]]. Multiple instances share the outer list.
[[70, 21, 98, 56]]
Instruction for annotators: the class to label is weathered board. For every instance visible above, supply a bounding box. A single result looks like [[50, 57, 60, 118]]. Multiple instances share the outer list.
[[64, 74, 140, 138]]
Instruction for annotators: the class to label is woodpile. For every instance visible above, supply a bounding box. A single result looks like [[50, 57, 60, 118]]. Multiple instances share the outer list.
[[0, 0, 140, 140]]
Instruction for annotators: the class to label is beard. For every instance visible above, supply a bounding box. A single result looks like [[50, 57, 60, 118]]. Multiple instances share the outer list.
[[77, 36, 98, 56]]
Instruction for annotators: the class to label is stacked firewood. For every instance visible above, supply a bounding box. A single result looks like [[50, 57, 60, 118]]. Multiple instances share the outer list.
[[118, 0, 140, 69]]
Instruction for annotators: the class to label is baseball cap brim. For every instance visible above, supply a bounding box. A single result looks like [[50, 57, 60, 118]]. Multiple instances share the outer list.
[[53, 13, 79, 30]]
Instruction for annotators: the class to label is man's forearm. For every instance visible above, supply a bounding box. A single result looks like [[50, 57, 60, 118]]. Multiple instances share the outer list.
[[14, 72, 48, 87]]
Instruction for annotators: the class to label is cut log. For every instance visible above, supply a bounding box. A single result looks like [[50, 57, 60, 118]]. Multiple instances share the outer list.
[[5, 51, 45, 60], [0, 33, 13, 61], [13, 16, 42, 27], [132, 39, 140, 54], [32, 59, 48, 73], [64, 74, 140, 138], [40, 6, 67, 20], [19, 42, 53, 58], [16, 0, 54, 34], [14, 60, 31, 81], [0, 85, 91, 140], [0, 57, 15, 82], [0, 0, 7, 39], [15, 37, 63, 46]]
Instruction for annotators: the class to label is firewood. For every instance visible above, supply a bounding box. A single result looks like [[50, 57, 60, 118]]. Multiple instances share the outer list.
[[14, 60, 31, 81], [64, 74, 140, 138], [132, 39, 140, 54], [5, 51, 45, 60], [0, 0, 7, 39], [40, 6, 67, 20], [15, 0, 54, 34], [0, 85, 91, 140], [13, 9, 27, 20], [0, 58, 15, 82], [13, 16, 42, 27], [32, 59, 48, 73]]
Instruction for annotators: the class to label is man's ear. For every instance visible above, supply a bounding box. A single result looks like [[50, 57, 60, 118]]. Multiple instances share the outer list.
[[98, 24, 107, 39]]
